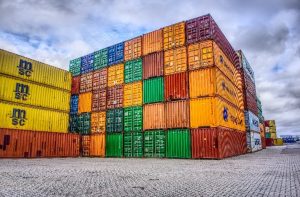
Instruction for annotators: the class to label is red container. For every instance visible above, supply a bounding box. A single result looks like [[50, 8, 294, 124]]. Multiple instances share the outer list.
[[93, 68, 107, 91], [92, 88, 107, 112], [191, 127, 247, 159], [244, 70, 256, 97], [244, 89, 258, 115], [264, 121, 270, 127], [0, 128, 80, 158], [71, 76, 80, 94], [165, 100, 189, 128], [143, 51, 164, 79], [80, 72, 93, 93], [266, 138, 274, 146], [164, 72, 189, 101], [107, 85, 123, 109], [261, 137, 266, 149]]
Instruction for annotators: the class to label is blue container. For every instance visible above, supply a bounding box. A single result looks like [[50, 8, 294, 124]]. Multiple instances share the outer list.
[[81, 53, 94, 74], [70, 95, 79, 114], [108, 42, 124, 65], [245, 111, 259, 132]]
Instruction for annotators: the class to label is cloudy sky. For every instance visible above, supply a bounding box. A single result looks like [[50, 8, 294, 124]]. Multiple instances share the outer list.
[[1, 0, 299, 136]]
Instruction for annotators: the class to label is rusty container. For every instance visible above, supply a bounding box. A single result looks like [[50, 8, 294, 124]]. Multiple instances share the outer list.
[[142, 29, 163, 55], [93, 67, 107, 91], [107, 85, 123, 109], [143, 51, 164, 79], [143, 103, 166, 130], [80, 72, 93, 93], [164, 72, 189, 101], [92, 88, 107, 112], [71, 76, 80, 94], [165, 100, 189, 128]]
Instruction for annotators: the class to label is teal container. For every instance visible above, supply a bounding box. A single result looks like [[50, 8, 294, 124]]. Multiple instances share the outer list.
[[106, 108, 123, 133], [124, 106, 143, 132], [69, 114, 78, 133], [124, 132, 143, 158], [106, 133, 123, 157], [144, 130, 166, 158], [166, 129, 191, 159], [124, 58, 142, 83], [69, 58, 81, 76], [94, 48, 108, 70], [78, 113, 91, 135], [266, 133, 271, 138], [143, 77, 164, 104]]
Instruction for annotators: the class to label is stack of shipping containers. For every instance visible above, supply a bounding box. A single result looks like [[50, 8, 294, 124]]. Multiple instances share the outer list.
[[0, 49, 79, 158], [257, 97, 266, 149], [264, 120, 282, 146]]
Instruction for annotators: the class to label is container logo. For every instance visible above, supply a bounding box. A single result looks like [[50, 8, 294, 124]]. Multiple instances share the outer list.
[[252, 119, 259, 128], [221, 81, 236, 97], [223, 107, 228, 121], [18, 59, 33, 77], [11, 108, 26, 126], [14, 83, 29, 100]]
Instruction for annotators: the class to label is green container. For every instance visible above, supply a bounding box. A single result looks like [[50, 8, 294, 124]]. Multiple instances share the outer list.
[[166, 129, 191, 159], [124, 132, 143, 157], [94, 48, 108, 70], [266, 133, 271, 138], [78, 113, 91, 135], [143, 77, 164, 104], [69, 114, 78, 133], [124, 106, 143, 132], [124, 58, 142, 83], [69, 58, 81, 76], [106, 108, 123, 133], [106, 133, 123, 157], [144, 130, 166, 158]]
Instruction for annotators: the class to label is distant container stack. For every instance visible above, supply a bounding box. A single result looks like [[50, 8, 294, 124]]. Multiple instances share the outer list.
[[264, 120, 282, 146]]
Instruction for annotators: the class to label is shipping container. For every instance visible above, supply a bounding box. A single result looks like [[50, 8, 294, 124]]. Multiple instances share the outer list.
[[91, 112, 106, 133], [143, 29, 163, 55], [144, 130, 165, 158], [124, 36, 142, 61], [71, 76, 80, 94], [81, 53, 94, 74], [165, 100, 189, 128], [69, 58, 81, 76], [106, 108, 123, 133], [143, 51, 164, 79], [273, 138, 283, 146], [267, 120, 276, 127], [124, 106, 143, 132], [81, 135, 90, 156], [270, 132, 277, 139], [0, 49, 72, 91], [0, 74, 70, 112], [243, 69, 256, 97], [124, 58, 143, 83], [0, 128, 80, 158], [94, 48, 108, 70], [107, 85, 123, 109], [0, 101, 69, 132], [163, 22, 185, 50], [92, 88, 106, 112], [70, 95, 79, 114], [108, 42, 124, 65], [166, 129, 191, 159], [106, 133, 123, 157], [191, 128, 247, 159], [93, 68, 107, 91], [244, 90, 258, 115], [69, 114, 78, 132], [89, 133, 106, 157], [80, 72, 93, 93], [245, 111, 259, 132], [164, 72, 189, 101], [261, 136, 266, 149], [246, 131, 262, 152], [78, 92, 92, 113], [107, 64, 124, 87], [164, 46, 187, 75], [190, 97, 245, 131], [143, 77, 164, 104], [124, 132, 143, 157], [266, 132, 271, 138], [77, 113, 91, 135], [266, 138, 274, 146], [143, 103, 166, 130], [236, 50, 255, 82], [124, 81, 142, 107]]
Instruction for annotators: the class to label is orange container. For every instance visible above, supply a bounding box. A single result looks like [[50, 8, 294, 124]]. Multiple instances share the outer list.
[[142, 29, 163, 55], [165, 100, 189, 128], [163, 22, 185, 50], [108, 64, 124, 87], [89, 133, 106, 157], [124, 36, 142, 61], [91, 112, 106, 133], [164, 46, 187, 75], [93, 68, 107, 91], [78, 92, 92, 113], [123, 81, 143, 107], [80, 72, 93, 93], [143, 103, 166, 130]]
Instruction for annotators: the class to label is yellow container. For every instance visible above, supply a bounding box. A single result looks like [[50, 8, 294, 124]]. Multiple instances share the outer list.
[[107, 64, 124, 87], [124, 81, 142, 107], [164, 46, 187, 75], [190, 97, 245, 131], [274, 138, 283, 146], [90, 133, 106, 157], [270, 132, 277, 139], [0, 49, 71, 91], [163, 22, 185, 50], [78, 92, 92, 113], [0, 101, 68, 132], [189, 67, 244, 110], [0, 74, 70, 112], [91, 112, 106, 133]]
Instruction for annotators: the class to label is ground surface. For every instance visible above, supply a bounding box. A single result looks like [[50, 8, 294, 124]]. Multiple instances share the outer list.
[[0, 143, 299, 197]]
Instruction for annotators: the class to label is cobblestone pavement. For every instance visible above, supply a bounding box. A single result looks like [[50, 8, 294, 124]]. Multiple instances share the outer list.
[[0, 143, 299, 197]]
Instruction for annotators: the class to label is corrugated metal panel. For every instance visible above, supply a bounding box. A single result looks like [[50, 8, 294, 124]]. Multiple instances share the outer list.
[[143, 51, 164, 79], [70, 95, 78, 114], [166, 129, 191, 159], [69, 114, 78, 132], [124, 106, 143, 132], [94, 48, 108, 70], [106, 133, 123, 157], [144, 130, 165, 158], [93, 68, 107, 91], [81, 135, 91, 156], [165, 100, 189, 128], [92, 88, 106, 112], [71, 76, 80, 94], [164, 72, 188, 101], [124, 132, 143, 157], [0, 101, 69, 133], [190, 97, 245, 131], [124, 81, 142, 107], [142, 29, 163, 55], [107, 85, 123, 109], [106, 108, 123, 133], [244, 70, 256, 97], [69, 58, 81, 76], [0, 49, 71, 91], [124, 36, 142, 61], [163, 22, 186, 50], [143, 103, 166, 130], [108, 42, 124, 65], [107, 64, 124, 87], [124, 58, 142, 83], [164, 46, 187, 75], [80, 72, 93, 93], [89, 133, 106, 157], [0, 74, 70, 112], [143, 77, 164, 104], [91, 112, 106, 133], [77, 113, 91, 135], [0, 128, 80, 158], [236, 50, 255, 82], [78, 92, 92, 113], [244, 89, 258, 115], [245, 111, 259, 132], [246, 131, 262, 152], [81, 53, 94, 74]]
